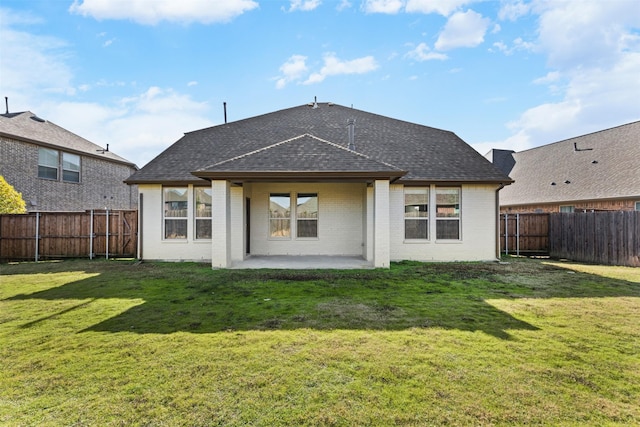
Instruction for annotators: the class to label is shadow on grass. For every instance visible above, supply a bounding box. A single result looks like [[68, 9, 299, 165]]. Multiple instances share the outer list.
[[4, 259, 639, 339]]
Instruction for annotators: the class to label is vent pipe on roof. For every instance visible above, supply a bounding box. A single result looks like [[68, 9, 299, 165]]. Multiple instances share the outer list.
[[4, 97, 8, 114], [347, 118, 356, 151], [313, 96, 318, 109], [223, 102, 227, 124]]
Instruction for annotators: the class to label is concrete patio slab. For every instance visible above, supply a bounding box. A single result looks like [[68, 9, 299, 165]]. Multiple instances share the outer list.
[[231, 255, 374, 270]]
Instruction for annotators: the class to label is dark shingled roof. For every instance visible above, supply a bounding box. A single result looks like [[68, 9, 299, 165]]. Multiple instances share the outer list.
[[498, 120, 640, 207], [125, 102, 510, 184], [0, 111, 136, 167]]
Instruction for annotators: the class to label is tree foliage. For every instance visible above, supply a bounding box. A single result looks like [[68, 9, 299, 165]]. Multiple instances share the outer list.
[[0, 175, 27, 214]]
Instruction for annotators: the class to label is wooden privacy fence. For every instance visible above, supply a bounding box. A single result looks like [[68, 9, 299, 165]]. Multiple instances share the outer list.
[[500, 213, 550, 255], [549, 211, 640, 267], [0, 210, 137, 262]]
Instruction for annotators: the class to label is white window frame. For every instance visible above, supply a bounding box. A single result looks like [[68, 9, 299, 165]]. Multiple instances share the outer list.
[[404, 187, 429, 240], [435, 187, 461, 240], [163, 187, 188, 240], [194, 187, 212, 240], [62, 152, 81, 183], [296, 193, 318, 239], [559, 205, 574, 213], [269, 193, 291, 239], [635, 201, 640, 211], [38, 148, 59, 180]]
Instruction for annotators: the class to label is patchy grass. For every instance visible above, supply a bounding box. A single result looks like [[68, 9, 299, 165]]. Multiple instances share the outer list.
[[0, 257, 638, 426]]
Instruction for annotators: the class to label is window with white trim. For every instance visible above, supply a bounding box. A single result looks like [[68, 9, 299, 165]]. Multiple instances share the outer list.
[[296, 193, 318, 238], [636, 201, 640, 211], [404, 187, 428, 240], [269, 193, 291, 238], [62, 152, 80, 183], [559, 205, 574, 213], [38, 148, 59, 180], [194, 187, 212, 239], [436, 187, 461, 240], [164, 187, 188, 239]]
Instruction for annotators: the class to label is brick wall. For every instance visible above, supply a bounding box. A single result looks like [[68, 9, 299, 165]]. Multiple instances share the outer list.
[[0, 136, 138, 212], [501, 199, 639, 213]]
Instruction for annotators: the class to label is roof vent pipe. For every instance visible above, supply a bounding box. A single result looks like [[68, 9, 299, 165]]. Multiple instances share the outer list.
[[223, 102, 227, 124], [347, 118, 356, 151], [4, 97, 8, 114]]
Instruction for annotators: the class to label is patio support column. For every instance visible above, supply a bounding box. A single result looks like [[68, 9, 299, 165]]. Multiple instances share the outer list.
[[229, 186, 244, 263], [211, 180, 231, 268], [365, 185, 374, 262], [373, 179, 390, 268]]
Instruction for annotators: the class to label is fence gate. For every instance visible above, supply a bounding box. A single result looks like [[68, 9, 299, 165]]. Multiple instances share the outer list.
[[500, 213, 550, 255], [0, 210, 138, 262]]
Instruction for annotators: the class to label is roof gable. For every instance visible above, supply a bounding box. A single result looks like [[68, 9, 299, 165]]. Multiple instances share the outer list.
[[193, 134, 405, 180]]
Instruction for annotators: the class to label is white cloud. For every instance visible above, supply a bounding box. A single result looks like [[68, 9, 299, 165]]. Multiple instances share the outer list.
[[0, 18, 75, 107], [284, 0, 322, 12], [490, 37, 534, 55], [41, 88, 214, 167], [337, 0, 352, 12], [435, 9, 491, 50], [362, 0, 404, 14], [405, 43, 448, 61], [303, 53, 379, 84], [492, 1, 640, 151], [69, 0, 259, 25], [187, 81, 198, 87], [498, 0, 530, 21], [405, 0, 474, 17], [276, 55, 309, 89]]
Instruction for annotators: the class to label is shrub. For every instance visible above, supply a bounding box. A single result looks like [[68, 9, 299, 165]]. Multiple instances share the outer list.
[[0, 175, 27, 214]]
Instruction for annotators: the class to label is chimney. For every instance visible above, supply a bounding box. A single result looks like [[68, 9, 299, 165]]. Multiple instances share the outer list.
[[347, 118, 356, 151]]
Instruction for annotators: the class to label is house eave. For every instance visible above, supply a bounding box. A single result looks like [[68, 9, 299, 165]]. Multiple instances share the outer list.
[[190, 170, 407, 182]]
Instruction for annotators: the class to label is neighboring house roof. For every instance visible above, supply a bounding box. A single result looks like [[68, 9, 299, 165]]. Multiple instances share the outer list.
[[0, 111, 137, 168], [126, 102, 510, 185], [496, 120, 640, 207]]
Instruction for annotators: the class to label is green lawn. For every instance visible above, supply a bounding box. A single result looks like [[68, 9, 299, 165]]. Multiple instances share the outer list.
[[1, 258, 638, 426]]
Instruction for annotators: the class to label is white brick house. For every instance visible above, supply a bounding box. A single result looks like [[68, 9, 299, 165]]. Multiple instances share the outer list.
[[126, 102, 512, 268]]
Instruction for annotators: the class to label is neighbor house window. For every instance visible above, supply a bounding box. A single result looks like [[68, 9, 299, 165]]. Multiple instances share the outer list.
[[269, 193, 291, 238], [436, 187, 461, 240], [296, 193, 318, 238], [636, 201, 640, 211], [38, 148, 59, 180], [405, 187, 428, 240], [194, 187, 212, 239], [62, 152, 81, 183], [164, 187, 188, 239], [560, 205, 574, 213]]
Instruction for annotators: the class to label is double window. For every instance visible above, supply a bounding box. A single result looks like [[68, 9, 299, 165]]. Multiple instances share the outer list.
[[269, 193, 318, 239], [404, 186, 461, 240], [38, 148, 80, 183], [163, 187, 212, 240]]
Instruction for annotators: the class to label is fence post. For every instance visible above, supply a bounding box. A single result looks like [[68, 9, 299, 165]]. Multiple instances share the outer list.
[[504, 213, 509, 255], [89, 210, 94, 260], [105, 209, 110, 260], [516, 213, 520, 256], [35, 212, 40, 262]]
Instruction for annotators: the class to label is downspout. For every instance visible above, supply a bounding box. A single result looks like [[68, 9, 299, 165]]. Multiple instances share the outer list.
[[495, 183, 505, 260]]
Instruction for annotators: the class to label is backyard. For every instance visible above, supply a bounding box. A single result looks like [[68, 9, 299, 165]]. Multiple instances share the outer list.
[[0, 257, 638, 426]]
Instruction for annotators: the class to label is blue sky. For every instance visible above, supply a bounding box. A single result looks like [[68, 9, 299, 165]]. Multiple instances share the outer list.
[[1, 0, 639, 167]]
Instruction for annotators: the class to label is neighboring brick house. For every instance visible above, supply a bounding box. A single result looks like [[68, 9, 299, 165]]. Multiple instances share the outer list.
[[487, 120, 640, 213], [125, 101, 512, 268], [0, 111, 138, 212]]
